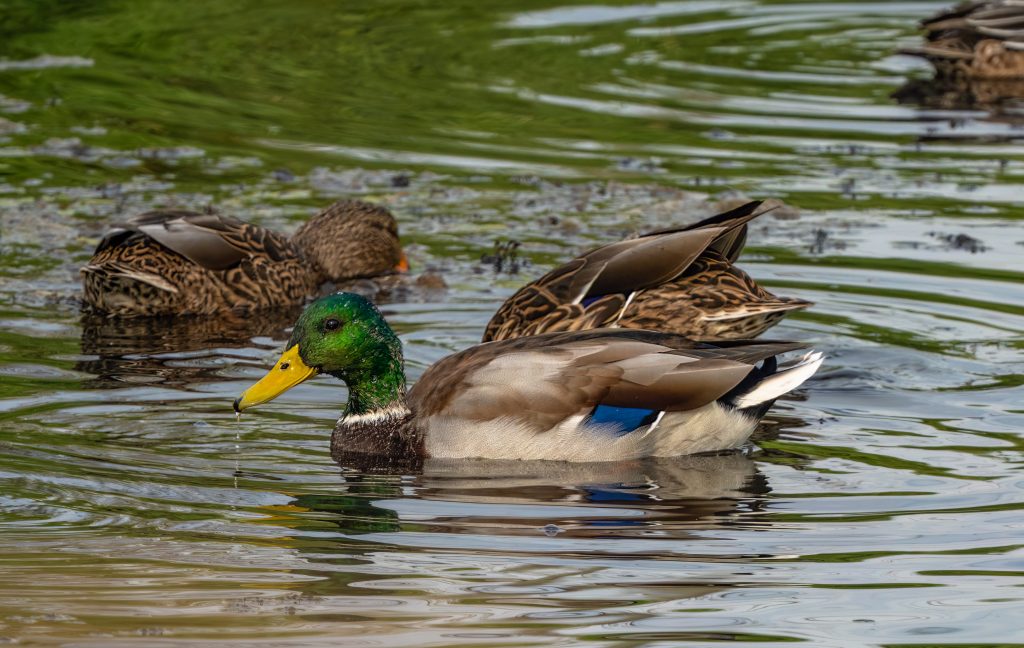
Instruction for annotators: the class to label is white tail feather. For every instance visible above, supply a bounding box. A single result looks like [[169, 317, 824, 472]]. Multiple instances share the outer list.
[[732, 351, 824, 409]]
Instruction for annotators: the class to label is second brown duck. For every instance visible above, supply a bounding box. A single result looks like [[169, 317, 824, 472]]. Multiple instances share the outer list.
[[81, 200, 407, 317], [484, 200, 811, 342], [902, 1, 1024, 80]]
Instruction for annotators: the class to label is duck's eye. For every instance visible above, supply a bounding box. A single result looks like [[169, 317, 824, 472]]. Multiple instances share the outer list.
[[325, 318, 341, 331]]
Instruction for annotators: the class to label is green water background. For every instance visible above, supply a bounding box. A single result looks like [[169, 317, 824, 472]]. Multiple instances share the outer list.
[[1, 0, 1023, 645]]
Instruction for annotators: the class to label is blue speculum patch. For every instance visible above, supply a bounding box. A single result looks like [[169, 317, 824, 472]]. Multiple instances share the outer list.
[[580, 295, 602, 307], [588, 404, 660, 435]]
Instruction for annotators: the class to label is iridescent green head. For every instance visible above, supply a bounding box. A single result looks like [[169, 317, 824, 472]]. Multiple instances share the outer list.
[[288, 292, 402, 374], [234, 293, 406, 415]]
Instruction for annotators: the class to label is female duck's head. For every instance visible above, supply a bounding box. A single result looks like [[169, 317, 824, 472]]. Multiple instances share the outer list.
[[290, 201, 408, 282], [234, 293, 405, 414]]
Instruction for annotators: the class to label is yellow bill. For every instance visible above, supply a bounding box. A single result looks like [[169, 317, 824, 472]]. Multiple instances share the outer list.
[[234, 345, 317, 413]]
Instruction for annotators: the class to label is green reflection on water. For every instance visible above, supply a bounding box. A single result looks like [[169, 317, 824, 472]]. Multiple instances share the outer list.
[[0, 0, 945, 203]]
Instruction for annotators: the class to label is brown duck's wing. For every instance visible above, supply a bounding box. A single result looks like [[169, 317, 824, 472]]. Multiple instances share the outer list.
[[96, 210, 298, 271], [84, 211, 315, 316], [546, 199, 775, 300], [641, 199, 777, 263], [409, 329, 805, 430], [492, 226, 723, 323], [483, 201, 777, 342]]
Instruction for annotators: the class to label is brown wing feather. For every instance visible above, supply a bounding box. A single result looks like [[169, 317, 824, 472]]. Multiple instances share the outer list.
[[581, 227, 725, 297], [598, 357, 753, 411], [640, 199, 772, 262], [83, 202, 403, 317], [131, 211, 299, 270]]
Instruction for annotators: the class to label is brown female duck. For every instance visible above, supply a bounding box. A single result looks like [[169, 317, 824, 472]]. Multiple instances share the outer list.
[[484, 200, 811, 343], [902, 1, 1024, 79], [81, 200, 407, 317]]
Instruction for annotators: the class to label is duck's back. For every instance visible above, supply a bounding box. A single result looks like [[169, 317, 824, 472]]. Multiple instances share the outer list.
[[82, 210, 317, 316]]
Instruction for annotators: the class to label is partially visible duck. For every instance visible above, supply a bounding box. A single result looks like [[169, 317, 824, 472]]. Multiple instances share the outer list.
[[81, 200, 407, 317], [902, 1, 1024, 79], [484, 200, 811, 343], [234, 293, 823, 463]]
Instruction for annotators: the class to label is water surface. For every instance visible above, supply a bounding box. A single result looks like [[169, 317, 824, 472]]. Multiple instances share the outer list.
[[1, 1, 1023, 645]]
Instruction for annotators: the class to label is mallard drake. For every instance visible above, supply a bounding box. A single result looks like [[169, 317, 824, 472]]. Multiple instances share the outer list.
[[81, 200, 407, 317], [484, 200, 811, 343], [901, 1, 1024, 80], [234, 293, 823, 463]]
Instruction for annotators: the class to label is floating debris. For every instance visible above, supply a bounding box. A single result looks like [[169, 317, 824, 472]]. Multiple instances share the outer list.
[[480, 239, 522, 274], [927, 231, 990, 254]]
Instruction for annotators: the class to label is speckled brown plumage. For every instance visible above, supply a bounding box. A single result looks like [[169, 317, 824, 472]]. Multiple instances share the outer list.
[[902, 1, 1024, 79], [483, 201, 811, 343], [81, 200, 403, 317]]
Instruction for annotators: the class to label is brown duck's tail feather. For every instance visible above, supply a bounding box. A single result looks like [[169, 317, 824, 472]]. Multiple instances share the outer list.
[[701, 298, 813, 322], [900, 44, 976, 61], [80, 263, 181, 316], [699, 307, 810, 341], [81, 263, 179, 294]]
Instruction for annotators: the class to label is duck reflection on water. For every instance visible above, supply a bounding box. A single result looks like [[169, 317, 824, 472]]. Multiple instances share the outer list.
[[76, 306, 301, 388], [279, 452, 772, 542]]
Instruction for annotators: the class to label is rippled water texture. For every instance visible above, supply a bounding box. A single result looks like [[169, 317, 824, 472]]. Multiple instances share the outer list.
[[2, 1, 1023, 645]]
